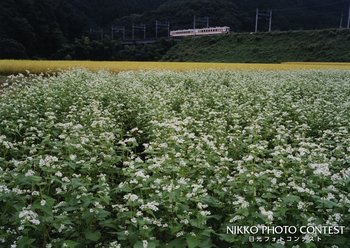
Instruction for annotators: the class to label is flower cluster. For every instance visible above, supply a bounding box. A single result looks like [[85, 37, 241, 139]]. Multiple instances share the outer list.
[[0, 69, 349, 247]]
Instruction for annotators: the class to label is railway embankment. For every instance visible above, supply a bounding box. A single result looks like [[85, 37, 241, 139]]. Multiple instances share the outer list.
[[162, 29, 350, 63]]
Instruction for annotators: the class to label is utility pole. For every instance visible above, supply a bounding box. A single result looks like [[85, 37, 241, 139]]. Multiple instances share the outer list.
[[168, 22, 170, 37], [132, 24, 146, 40], [255, 8, 272, 33], [156, 21, 158, 39], [156, 21, 170, 39], [269, 10, 272, 32], [339, 12, 344, 28], [255, 8, 259, 33], [193, 16, 209, 29], [132, 24, 135, 40], [113, 26, 126, 40], [121, 27, 126, 40]]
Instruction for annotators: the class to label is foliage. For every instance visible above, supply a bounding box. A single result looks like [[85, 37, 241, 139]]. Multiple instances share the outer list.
[[0, 0, 349, 59], [0, 69, 349, 247], [0, 0, 165, 59], [115, 0, 348, 34], [55, 37, 176, 61], [0, 39, 28, 59]]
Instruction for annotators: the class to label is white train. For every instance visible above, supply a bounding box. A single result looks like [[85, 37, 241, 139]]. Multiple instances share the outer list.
[[170, 26, 230, 37]]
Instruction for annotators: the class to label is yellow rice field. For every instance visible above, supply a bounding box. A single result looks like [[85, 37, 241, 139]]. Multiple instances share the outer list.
[[0, 60, 350, 74]]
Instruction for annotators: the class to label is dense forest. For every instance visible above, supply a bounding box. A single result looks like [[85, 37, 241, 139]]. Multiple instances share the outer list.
[[0, 0, 349, 60]]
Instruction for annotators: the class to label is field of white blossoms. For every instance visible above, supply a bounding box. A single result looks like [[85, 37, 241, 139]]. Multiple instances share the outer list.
[[0, 69, 349, 248]]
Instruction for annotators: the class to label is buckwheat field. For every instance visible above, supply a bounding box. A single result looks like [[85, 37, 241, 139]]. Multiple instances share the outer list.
[[0, 69, 349, 248]]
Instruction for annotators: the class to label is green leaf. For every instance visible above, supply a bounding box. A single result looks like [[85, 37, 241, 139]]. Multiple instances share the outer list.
[[134, 241, 157, 248], [30, 175, 43, 183], [282, 194, 301, 205], [17, 236, 35, 248], [61, 240, 79, 248], [186, 235, 201, 248], [208, 215, 221, 220], [84, 230, 101, 242], [165, 238, 187, 248], [318, 199, 339, 208], [199, 238, 213, 248], [202, 196, 222, 207]]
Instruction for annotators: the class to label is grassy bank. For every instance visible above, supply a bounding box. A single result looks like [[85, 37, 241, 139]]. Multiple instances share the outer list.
[[163, 29, 350, 63]]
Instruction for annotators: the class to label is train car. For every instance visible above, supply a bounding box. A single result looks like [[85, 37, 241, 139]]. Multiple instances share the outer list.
[[170, 26, 230, 37]]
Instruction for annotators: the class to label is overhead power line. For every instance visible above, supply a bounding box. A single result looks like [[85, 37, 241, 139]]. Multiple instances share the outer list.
[[239, 0, 349, 16], [271, 0, 349, 12]]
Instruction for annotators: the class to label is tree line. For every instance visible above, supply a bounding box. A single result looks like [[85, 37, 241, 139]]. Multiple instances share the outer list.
[[0, 0, 347, 60]]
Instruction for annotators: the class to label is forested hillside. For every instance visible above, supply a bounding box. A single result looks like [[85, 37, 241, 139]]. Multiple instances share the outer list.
[[117, 0, 348, 33], [0, 0, 349, 59], [0, 0, 166, 58]]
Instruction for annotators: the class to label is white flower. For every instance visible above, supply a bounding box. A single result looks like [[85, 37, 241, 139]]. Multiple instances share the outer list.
[[25, 170, 35, 177], [229, 215, 243, 223], [140, 201, 160, 212], [243, 155, 254, 162], [55, 171, 63, 177], [39, 155, 58, 167], [176, 231, 184, 237], [309, 163, 331, 176], [108, 241, 121, 248], [143, 240, 148, 248], [200, 210, 211, 216], [232, 195, 249, 209], [180, 219, 189, 224], [259, 207, 273, 222], [135, 170, 149, 179], [62, 177, 70, 183], [40, 200, 46, 206], [18, 208, 40, 225], [58, 224, 65, 233], [297, 201, 305, 210], [197, 202, 208, 209], [69, 154, 77, 161], [124, 193, 139, 202]]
